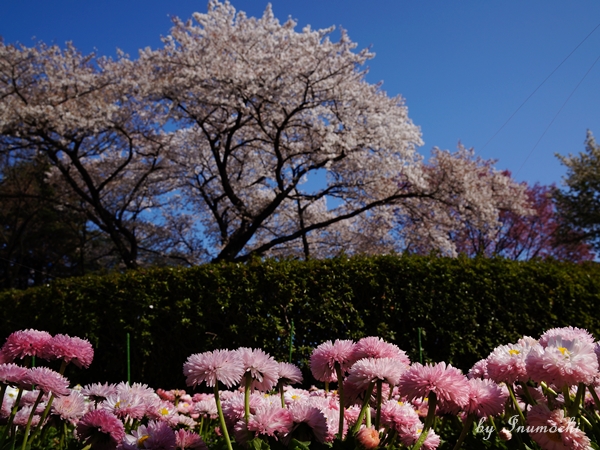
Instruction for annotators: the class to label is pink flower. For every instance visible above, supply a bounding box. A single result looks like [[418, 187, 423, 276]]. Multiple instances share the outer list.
[[81, 382, 118, 404], [352, 337, 410, 365], [175, 429, 207, 450], [122, 421, 176, 450], [278, 362, 303, 385], [526, 336, 598, 388], [0, 363, 29, 387], [247, 404, 294, 438], [463, 378, 507, 418], [41, 334, 94, 368], [52, 390, 88, 421], [287, 401, 328, 444], [527, 404, 590, 450], [485, 343, 530, 384], [310, 340, 356, 383], [398, 362, 469, 409], [347, 357, 407, 389], [356, 426, 380, 449], [24, 367, 70, 396], [237, 348, 280, 392], [539, 327, 595, 347], [467, 359, 488, 379], [102, 391, 148, 420], [1, 329, 52, 361], [379, 400, 421, 435], [183, 349, 244, 388], [76, 409, 125, 450]]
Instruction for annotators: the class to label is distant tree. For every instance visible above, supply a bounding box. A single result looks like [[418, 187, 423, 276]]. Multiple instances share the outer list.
[[554, 130, 600, 254], [453, 181, 594, 261], [0, 156, 107, 289]]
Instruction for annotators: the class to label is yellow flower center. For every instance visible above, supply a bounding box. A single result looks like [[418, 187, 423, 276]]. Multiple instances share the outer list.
[[558, 346, 569, 356], [161, 408, 169, 416], [509, 349, 520, 356], [137, 435, 150, 448]]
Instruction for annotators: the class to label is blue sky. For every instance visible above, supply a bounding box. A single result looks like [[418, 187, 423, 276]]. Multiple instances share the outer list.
[[2, 1, 600, 187]]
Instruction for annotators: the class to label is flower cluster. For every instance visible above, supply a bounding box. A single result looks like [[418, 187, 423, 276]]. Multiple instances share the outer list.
[[3, 327, 600, 450]]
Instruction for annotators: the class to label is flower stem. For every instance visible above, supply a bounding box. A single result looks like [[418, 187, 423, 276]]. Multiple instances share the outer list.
[[452, 414, 475, 450], [334, 363, 345, 439], [411, 391, 437, 450], [351, 381, 375, 435], [214, 384, 234, 450]]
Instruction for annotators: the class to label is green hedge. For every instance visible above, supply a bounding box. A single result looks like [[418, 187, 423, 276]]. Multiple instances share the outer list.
[[1, 255, 599, 389]]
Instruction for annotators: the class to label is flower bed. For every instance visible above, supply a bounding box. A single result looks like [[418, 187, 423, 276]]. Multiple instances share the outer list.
[[0, 327, 598, 449]]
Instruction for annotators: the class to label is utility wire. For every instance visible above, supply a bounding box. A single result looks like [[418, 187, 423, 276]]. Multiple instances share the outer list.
[[481, 21, 600, 152], [515, 52, 600, 177]]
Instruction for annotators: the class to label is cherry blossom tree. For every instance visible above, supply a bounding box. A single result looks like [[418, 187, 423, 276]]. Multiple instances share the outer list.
[[0, 2, 533, 266], [0, 40, 186, 269], [139, 1, 529, 262]]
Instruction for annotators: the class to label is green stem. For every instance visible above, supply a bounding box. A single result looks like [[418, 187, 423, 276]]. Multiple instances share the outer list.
[[21, 390, 44, 450], [214, 384, 234, 450], [278, 381, 285, 408], [517, 381, 537, 406], [411, 391, 437, 450], [334, 364, 345, 439], [244, 372, 252, 423], [452, 414, 475, 450], [351, 382, 375, 435], [374, 380, 383, 430], [506, 384, 526, 426], [570, 383, 585, 417]]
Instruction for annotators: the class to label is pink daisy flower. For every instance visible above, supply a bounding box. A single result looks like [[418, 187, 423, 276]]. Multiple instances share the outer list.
[[526, 336, 599, 388], [352, 337, 410, 365], [13, 405, 41, 427], [24, 367, 70, 397], [286, 401, 328, 444], [102, 391, 148, 421], [237, 348, 280, 392], [1, 329, 52, 361], [485, 343, 530, 385], [247, 404, 294, 439], [310, 340, 356, 383], [278, 362, 303, 385], [122, 421, 176, 450], [539, 327, 595, 347], [463, 378, 507, 418], [41, 334, 94, 369], [52, 390, 88, 421], [398, 362, 470, 408], [175, 429, 207, 450], [183, 349, 244, 389], [379, 400, 421, 435], [194, 398, 218, 419], [347, 357, 408, 389], [467, 359, 488, 379], [527, 404, 591, 450], [76, 409, 125, 450], [81, 382, 118, 405], [400, 426, 440, 450], [0, 363, 29, 387]]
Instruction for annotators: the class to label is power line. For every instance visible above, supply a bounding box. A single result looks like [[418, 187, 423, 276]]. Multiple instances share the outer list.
[[515, 52, 600, 177], [481, 21, 600, 152]]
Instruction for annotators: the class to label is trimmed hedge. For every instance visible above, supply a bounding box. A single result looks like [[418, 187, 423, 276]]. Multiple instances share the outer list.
[[1, 255, 599, 389]]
